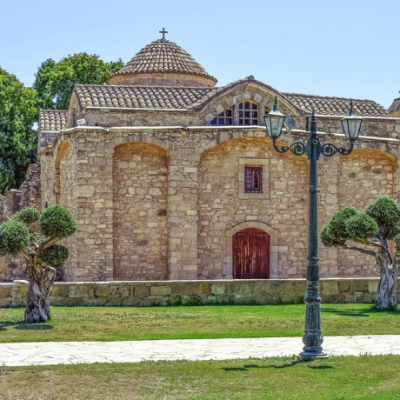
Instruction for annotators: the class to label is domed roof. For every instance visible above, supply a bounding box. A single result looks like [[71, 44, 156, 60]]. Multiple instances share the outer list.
[[109, 36, 217, 87]]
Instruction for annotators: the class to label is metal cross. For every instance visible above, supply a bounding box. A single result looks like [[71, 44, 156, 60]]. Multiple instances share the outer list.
[[159, 28, 168, 39]]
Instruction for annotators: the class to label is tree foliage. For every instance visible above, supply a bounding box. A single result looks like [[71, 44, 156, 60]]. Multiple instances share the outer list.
[[322, 196, 400, 311], [0, 67, 38, 193], [40, 204, 77, 238], [321, 206, 358, 246], [0, 220, 30, 257], [0, 205, 76, 267], [33, 53, 124, 110], [12, 206, 41, 225], [365, 196, 400, 239], [40, 244, 69, 269], [322, 197, 400, 247]]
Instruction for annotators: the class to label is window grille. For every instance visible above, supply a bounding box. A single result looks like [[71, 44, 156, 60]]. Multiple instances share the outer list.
[[245, 166, 263, 193], [211, 109, 233, 125], [239, 101, 258, 125]]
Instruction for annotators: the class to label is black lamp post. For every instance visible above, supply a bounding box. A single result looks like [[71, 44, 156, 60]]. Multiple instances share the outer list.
[[264, 97, 363, 359]]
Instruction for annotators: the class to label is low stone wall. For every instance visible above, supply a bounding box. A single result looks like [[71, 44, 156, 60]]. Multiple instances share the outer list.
[[0, 278, 389, 308]]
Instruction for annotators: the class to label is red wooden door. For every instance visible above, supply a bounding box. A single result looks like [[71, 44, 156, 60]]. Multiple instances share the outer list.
[[233, 228, 270, 279]]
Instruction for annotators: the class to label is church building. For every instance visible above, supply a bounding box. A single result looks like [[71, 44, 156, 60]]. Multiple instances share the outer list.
[[2, 30, 400, 282]]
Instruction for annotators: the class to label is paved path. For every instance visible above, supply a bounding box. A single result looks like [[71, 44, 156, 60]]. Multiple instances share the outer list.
[[1, 335, 400, 367]]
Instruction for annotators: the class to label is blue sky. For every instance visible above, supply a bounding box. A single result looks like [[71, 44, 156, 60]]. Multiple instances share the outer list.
[[1, 0, 398, 108]]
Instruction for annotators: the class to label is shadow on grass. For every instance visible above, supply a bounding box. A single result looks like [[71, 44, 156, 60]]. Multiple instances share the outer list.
[[321, 306, 400, 318], [0, 321, 53, 332], [321, 308, 371, 317], [223, 361, 334, 371]]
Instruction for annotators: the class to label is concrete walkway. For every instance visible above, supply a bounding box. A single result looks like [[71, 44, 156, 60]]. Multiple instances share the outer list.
[[1, 335, 400, 366]]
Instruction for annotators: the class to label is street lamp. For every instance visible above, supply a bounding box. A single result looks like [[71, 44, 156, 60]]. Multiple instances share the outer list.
[[264, 97, 362, 360]]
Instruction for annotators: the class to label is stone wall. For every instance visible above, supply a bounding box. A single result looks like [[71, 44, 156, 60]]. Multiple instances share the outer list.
[[113, 143, 168, 280], [37, 79, 400, 283], [109, 72, 216, 88], [37, 123, 400, 282], [0, 164, 41, 281], [0, 278, 391, 307], [198, 137, 308, 279]]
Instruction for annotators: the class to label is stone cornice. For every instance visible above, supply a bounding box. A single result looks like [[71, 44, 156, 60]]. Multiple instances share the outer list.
[[48, 125, 400, 154]]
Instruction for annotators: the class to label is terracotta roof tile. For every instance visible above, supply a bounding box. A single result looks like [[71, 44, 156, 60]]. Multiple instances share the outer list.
[[72, 80, 387, 117], [74, 84, 216, 110], [283, 92, 387, 117], [388, 97, 400, 114], [111, 39, 217, 83], [39, 109, 68, 132]]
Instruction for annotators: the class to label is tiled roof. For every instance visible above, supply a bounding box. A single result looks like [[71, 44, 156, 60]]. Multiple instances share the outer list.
[[388, 97, 400, 114], [111, 39, 217, 83], [74, 84, 217, 110], [283, 92, 388, 117], [39, 109, 68, 132], [73, 82, 387, 117]]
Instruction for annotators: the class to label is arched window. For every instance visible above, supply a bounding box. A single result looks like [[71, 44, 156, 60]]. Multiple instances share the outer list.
[[211, 108, 233, 125], [239, 101, 258, 125]]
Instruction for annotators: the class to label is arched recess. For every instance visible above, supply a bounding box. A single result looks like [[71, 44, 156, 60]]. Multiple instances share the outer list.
[[339, 147, 398, 209], [227, 222, 278, 279], [112, 142, 168, 281], [337, 147, 398, 277], [55, 140, 72, 205], [198, 137, 308, 279]]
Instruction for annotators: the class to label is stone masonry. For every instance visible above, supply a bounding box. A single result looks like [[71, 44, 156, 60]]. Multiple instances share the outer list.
[[4, 35, 400, 283], [0, 278, 393, 307]]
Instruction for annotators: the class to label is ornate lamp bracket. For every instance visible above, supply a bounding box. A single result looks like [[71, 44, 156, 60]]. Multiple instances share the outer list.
[[272, 137, 354, 160], [320, 141, 354, 157], [272, 138, 308, 157]]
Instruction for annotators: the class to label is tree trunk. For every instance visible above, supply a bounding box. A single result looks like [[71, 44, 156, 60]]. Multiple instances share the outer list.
[[375, 250, 398, 311], [25, 264, 56, 323]]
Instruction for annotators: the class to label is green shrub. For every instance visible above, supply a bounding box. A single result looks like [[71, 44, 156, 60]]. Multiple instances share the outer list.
[[365, 196, 400, 238], [346, 213, 379, 241], [321, 225, 343, 247], [0, 220, 30, 256], [327, 206, 358, 241], [12, 207, 41, 226], [40, 205, 76, 238], [40, 244, 69, 269]]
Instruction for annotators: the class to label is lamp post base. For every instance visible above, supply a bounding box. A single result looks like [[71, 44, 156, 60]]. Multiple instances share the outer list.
[[297, 351, 329, 361]]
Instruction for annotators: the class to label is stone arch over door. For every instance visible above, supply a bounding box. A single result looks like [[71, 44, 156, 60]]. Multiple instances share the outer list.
[[113, 142, 168, 280], [226, 221, 278, 279]]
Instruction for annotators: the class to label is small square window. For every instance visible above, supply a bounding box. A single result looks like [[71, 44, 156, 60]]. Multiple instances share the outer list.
[[245, 166, 263, 193]]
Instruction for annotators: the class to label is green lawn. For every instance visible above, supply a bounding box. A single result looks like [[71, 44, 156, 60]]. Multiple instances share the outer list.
[[1, 356, 400, 399], [1, 303, 400, 343]]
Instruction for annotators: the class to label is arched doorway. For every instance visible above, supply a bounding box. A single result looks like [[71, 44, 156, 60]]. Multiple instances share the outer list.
[[233, 228, 270, 279]]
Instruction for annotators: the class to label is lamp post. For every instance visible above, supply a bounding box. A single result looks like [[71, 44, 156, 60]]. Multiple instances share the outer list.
[[264, 97, 363, 360]]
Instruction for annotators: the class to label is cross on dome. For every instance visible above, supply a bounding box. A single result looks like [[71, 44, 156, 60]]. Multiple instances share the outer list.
[[159, 28, 168, 39]]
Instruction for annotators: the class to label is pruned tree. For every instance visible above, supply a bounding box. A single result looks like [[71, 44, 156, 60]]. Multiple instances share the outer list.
[[0, 205, 76, 322], [321, 196, 400, 311]]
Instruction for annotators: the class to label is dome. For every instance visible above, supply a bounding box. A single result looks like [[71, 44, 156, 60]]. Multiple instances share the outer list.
[[109, 37, 217, 87]]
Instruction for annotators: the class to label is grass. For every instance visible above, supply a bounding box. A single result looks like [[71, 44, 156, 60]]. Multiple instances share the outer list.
[[1, 303, 400, 343], [1, 356, 400, 399]]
